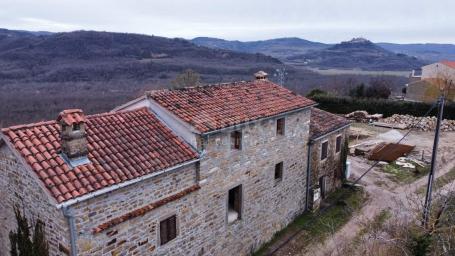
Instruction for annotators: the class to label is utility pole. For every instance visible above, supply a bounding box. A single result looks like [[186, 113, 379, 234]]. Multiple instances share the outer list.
[[422, 95, 445, 227]]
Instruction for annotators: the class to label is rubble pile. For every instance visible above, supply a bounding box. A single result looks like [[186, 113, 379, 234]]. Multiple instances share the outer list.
[[345, 111, 383, 123], [382, 114, 455, 132]]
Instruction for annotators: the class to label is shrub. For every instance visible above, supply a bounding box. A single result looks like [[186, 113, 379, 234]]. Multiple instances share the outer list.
[[310, 95, 455, 119]]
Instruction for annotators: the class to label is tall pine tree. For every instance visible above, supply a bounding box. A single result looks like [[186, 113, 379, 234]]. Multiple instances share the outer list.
[[9, 206, 49, 256]]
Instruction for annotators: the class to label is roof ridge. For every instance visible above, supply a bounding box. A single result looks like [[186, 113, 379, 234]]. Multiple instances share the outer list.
[[2, 107, 150, 132], [147, 80, 272, 95]]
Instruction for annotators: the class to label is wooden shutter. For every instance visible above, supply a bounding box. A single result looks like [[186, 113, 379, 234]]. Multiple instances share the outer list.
[[336, 136, 341, 152], [160, 215, 177, 245], [160, 218, 168, 245], [168, 215, 177, 241]]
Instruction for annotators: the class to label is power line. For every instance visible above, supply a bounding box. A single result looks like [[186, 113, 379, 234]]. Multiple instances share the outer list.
[[267, 100, 438, 256]]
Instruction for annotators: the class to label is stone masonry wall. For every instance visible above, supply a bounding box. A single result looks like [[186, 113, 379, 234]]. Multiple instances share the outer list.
[[196, 109, 311, 255], [0, 144, 71, 256], [310, 128, 348, 196], [70, 163, 204, 256]]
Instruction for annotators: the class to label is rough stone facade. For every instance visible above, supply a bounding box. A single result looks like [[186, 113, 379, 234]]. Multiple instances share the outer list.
[[71, 163, 203, 256], [195, 109, 311, 255], [1, 107, 331, 256], [0, 144, 71, 256], [309, 129, 348, 210]]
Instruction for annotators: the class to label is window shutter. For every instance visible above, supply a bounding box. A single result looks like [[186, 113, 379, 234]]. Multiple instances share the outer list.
[[168, 215, 177, 240], [160, 219, 168, 245]]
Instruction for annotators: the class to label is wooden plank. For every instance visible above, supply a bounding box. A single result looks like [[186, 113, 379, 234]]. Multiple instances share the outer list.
[[371, 122, 407, 129]]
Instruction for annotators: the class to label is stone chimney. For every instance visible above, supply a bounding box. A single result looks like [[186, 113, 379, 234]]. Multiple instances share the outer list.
[[254, 70, 268, 81], [57, 109, 88, 160]]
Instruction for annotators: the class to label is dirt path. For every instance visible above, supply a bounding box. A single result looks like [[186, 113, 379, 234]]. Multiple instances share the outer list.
[[306, 131, 455, 256], [271, 129, 455, 256]]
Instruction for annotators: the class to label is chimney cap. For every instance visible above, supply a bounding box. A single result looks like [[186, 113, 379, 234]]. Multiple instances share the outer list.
[[57, 109, 86, 126], [254, 70, 268, 80]]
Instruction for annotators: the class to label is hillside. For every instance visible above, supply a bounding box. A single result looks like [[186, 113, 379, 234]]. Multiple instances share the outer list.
[[288, 38, 427, 71], [378, 42, 455, 62], [0, 29, 408, 127], [191, 37, 327, 59], [0, 29, 283, 126]]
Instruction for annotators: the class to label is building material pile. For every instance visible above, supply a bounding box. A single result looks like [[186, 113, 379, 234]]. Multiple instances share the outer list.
[[345, 111, 383, 123], [367, 142, 415, 162], [382, 114, 455, 132]]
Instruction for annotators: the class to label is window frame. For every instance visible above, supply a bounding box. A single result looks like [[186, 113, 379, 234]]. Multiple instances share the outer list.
[[231, 130, 242, 150], [320, 140, 329, 161], [276, 117, 285, 136], [159, 214, 178, 246], [227, 184, 243, 224], [335, 135, 342, 154], [274, 162, 284, 183]]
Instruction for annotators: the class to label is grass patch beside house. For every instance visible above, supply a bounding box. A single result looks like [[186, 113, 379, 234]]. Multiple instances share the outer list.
[[416, 167, 455, 195], [253, 185, 368, 256], [382, 161, 429, 184]]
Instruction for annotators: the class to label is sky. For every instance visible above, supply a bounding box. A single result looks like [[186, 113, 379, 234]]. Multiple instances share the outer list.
[[1, 0, 454, 44]]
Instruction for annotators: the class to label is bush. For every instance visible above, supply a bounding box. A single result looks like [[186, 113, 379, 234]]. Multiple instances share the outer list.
[[310, 95, 455, 119]]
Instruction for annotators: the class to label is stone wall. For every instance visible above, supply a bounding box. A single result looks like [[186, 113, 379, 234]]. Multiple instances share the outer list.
[[0, 144, 71, 256], [196, 109, 311, 255], [309, 128, 348, 204], [70, 163, 204, 255]]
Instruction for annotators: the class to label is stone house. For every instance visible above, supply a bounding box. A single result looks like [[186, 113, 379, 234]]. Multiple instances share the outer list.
[[407, 60, 455, 102], [0, 73, 350, 255], [307, 108, 350, 210]]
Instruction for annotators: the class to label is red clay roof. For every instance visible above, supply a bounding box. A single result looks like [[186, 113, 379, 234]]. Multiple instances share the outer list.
[[310, 108, 350, 140], [2, 108, 198, 203], [441, 60, 455, 69], [148, 80, 315, 133]]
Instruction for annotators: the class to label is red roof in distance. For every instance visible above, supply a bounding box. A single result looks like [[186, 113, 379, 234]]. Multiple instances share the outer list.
[[441, 60, 455, 69]]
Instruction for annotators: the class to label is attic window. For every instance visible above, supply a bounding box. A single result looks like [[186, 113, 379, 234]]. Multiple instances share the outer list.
[[336, 135, 342, 153], [231, 130, 242, 150], [321, 141, 328, 160], [276, 118, 285, 135]]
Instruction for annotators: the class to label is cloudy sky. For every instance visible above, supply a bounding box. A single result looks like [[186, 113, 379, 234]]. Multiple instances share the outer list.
[[1, 0, 454, 43]]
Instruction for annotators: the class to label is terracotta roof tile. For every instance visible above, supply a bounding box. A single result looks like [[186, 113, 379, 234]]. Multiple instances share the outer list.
[[310, 108, 350, 140], [2, 108, 198, 203], [441, 60, 455, 69], [148, 80, 315, 133]]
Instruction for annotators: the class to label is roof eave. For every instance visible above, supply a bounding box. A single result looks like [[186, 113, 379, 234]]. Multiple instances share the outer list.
[[310, 123, 351, 143]]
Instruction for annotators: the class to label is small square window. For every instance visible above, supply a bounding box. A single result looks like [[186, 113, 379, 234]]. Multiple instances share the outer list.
[[231, 130, 242, 150], [335, 136, 342, 153], [160, 215, 177, 245], [276, 118, 285, 135], [73, 123, 81, 131], [275, 162, 283, 182], [227, 185, 242, 223], [321, 141, 328, 160]]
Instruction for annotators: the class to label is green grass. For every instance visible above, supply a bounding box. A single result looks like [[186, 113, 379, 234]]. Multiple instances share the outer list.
[[382, 161, 429, 184], [416, 167, 455, 195], [253, 185, 368, 256]]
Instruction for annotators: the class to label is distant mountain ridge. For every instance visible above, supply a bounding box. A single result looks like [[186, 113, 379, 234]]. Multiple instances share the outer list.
[[191, 37, 327, 59], [288, 38, 427, 71], [192, 36, 455, 70], [0, 29, 280, 83]]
